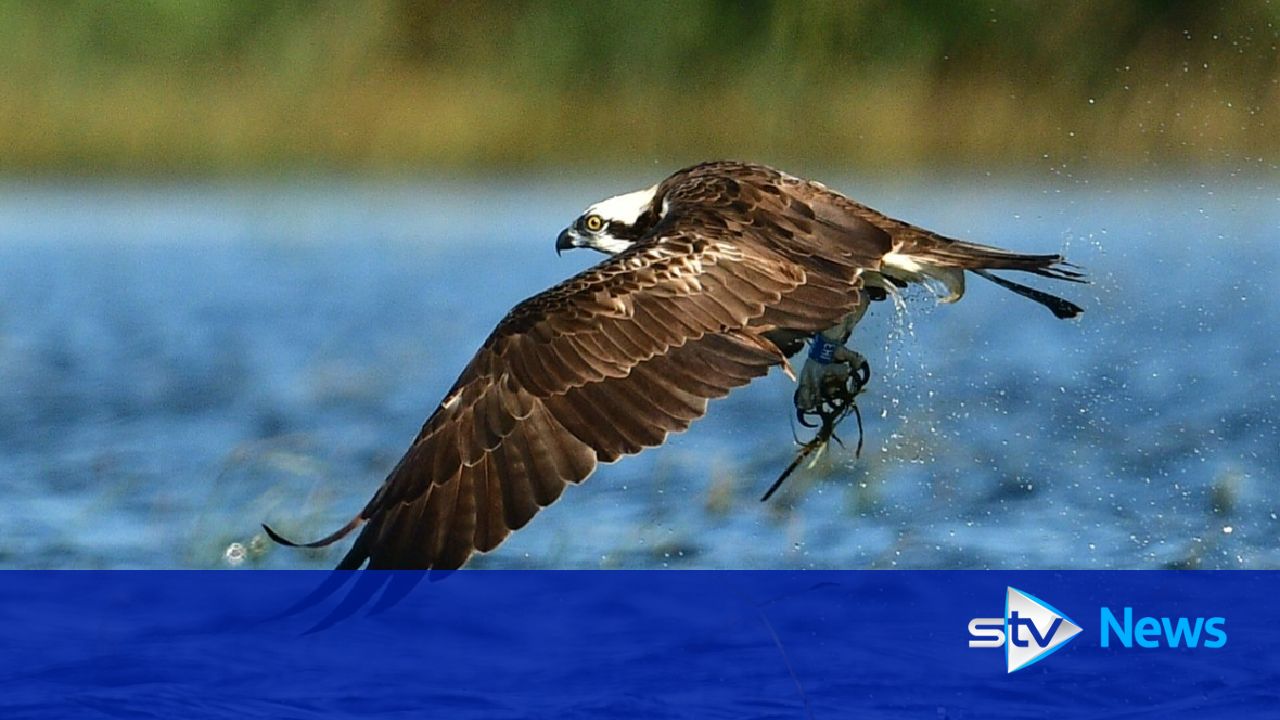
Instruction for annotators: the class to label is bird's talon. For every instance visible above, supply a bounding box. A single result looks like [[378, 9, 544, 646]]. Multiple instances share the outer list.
[[796, 406, 820, 428], [854, 360, 871, 388], [794, 346, 871, 420]]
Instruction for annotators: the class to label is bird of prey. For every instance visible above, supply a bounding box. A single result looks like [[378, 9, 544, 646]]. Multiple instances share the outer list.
[[265, 160, 1084, 569]]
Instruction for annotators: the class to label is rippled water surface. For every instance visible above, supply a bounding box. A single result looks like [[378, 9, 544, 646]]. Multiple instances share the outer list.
[[0, 175, 1275, 569]]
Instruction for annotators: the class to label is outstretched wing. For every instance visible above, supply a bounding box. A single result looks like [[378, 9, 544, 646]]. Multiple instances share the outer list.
[[266, 171, 890, 569]]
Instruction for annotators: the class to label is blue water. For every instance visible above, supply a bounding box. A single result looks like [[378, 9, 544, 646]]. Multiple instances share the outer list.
[[0, 174, 1275, 569]]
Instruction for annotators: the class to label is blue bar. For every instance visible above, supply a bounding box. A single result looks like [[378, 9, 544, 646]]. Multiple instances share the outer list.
[[0, 571, 1273, 718]]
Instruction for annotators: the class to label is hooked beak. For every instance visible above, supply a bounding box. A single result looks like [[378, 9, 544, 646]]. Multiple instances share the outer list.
[[555, 228, 578, 256]]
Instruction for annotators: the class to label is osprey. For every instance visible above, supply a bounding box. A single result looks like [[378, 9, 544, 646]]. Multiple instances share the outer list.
[[266, 161, 1084, 569]]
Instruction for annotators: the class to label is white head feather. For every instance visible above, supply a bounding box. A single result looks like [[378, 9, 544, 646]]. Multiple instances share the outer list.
[[570, 183, 660, 254], [585, 184, 658, 225]]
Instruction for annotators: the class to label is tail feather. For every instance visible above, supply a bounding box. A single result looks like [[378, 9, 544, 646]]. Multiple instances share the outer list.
[[905, 238, 1085, 282], [892, 235, 1086, 319]]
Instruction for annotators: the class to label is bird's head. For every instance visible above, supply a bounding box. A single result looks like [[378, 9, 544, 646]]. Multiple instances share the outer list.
[[556, 184, 660, 256]]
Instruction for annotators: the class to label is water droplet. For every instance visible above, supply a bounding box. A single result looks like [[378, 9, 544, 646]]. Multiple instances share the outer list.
[[224, 542, 246, 566]]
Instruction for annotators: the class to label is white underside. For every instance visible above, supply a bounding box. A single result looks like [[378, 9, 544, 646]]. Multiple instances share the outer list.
[[879, 252, 966, 303]]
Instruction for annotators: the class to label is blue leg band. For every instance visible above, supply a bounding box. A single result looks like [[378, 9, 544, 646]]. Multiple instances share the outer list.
[[808, 334, 838, 364]]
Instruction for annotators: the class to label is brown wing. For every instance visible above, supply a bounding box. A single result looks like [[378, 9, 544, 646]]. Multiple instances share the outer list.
[[267, 166, 889, 570]]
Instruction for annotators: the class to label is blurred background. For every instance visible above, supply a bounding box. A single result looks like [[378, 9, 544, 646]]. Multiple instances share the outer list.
[[3, 0, 1278, 173], [0, 1, 1276, 568]]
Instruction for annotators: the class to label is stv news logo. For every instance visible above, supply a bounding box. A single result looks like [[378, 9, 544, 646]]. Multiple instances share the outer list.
[[967, 587, 1083, 673], [967, 586, 1228, 673]]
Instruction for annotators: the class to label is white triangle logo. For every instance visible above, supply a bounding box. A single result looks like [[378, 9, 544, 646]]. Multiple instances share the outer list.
[[1005, 587, 1082, 673]]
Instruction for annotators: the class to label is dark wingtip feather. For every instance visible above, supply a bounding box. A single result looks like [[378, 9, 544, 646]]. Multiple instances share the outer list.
[[335, 543, 370, 570], [262, 515, 365, 550], [261, 523, 300, 546]]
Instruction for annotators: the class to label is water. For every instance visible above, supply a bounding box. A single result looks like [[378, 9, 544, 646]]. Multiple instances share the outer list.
[[0, 174, 1275, 569]]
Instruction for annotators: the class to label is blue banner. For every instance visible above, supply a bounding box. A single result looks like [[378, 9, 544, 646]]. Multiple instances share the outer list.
[[0, 571, 1274, 718]]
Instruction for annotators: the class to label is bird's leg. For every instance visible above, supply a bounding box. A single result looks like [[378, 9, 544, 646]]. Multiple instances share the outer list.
[[793, 292, 871, 425]]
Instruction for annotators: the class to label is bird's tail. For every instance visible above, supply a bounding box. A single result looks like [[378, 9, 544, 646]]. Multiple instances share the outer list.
[[889, 236, 1086, 319]]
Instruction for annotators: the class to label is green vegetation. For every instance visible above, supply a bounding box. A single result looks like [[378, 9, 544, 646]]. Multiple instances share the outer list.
[[1, 0, 1276, 175]]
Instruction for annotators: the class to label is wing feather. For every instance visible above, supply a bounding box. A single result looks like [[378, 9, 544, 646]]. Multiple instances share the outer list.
[[436, 471, 476, 570], [498, 450, 541, 531], [473, 452, 503, 551]]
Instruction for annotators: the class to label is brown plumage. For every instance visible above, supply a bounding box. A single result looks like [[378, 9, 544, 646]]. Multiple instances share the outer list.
[[264, 161, 1083, 569]]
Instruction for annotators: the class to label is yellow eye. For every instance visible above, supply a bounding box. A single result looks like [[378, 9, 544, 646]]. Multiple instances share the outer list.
[[584, 214, 604, 232]]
